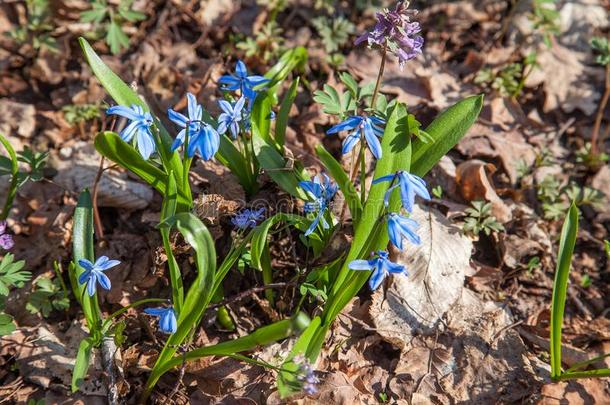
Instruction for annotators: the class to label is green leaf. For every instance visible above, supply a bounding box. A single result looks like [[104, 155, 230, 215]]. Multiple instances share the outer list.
[[94, 131, 191, 210], [251, 134, 310, 200], [105, 19, 130, 54], [251, 213, 304, 272], [0, 313, 16, 336], [264, 47, 307, 97], [71, 337, 94, 392], [146, 213, 216, 391], [160, 171, 183, 313], [315, 144, 362, 224], [411, 95, 483, 177], [276, 78, 300, 148], [71, 190, 101, 336], [216, 135, 258, 195], [0, 133, 19, 220], [550, 202, 578, 380], [80, 4, 106, 23], [0, 254, 30, 293]]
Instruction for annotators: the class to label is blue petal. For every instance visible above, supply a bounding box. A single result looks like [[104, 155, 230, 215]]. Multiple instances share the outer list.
[[368, 268, 386, 290], [341, 131, 361, 155], [186, 93, 199, 120], [304, 213, 321, 236], [96, 271, 112, 290], [388, 217, 403, 250], [299, 181, 323, 199], [348, 260, 373, 270], [120, 121, 139, 142], [234, 96, 246, 113], [168, 109, 188, 128], [386, 261, 407, 275], [372, 174, 395, 184], [218, 75, 241, 90], [363, 120, 382, 159], [107, 105, 141, 121], [217, 119, 228, 135], [218, 100, 233, 115], [384, 184, 399, 207], [86, 273, 97, 296], [136, 130, 156, 160], [171, 129, 186, 152], [78, 259, 94, 272], [399, 181, 414, 212], [78, 269, 91, 285], [326, 116, 362, 134], [144, 307, 166, 316], [97, 258, 120, 271], [246, 75, 270, 87], [235, 60, 248, 78]]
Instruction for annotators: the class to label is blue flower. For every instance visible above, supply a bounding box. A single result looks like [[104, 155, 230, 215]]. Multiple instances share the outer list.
[[106, 105, 156, 160], [219, 60, 269, 105], [231, 207, 265, 229], [299, 174, 338, 236], [326, 115, 385, 159], [144, 306, 177, 334], [217, 97, 246, 139], [373, 170, 430, 212], [348, 250, 407, 290], [387, 212, 420, 250], [78, 256, 120, 297], [167, 92, 203, 152]]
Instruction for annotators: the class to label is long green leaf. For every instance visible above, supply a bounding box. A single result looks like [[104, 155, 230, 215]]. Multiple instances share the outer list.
[[264, 47, 307, 97], [550, 202, 579, 380], [160, 172, 182, 313], [315, 144, 362, 224], [0, 133, 18, 220], [216, 135, 258, 195], [71, 337, 94, 392], [411, 95, 483, 177], [145, 213, 216, 392], [251, 134, 310, 199], [72, 190, 101, 336], [276, 78, 300, 147]]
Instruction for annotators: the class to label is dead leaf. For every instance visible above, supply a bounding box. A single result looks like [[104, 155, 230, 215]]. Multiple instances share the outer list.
[[456, 159, 513, 223], [0, 99, 36, 139], [370, 204, 472, 347]]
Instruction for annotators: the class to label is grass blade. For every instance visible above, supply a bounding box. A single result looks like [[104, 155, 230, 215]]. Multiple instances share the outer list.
[[550, 202, 579, 380]]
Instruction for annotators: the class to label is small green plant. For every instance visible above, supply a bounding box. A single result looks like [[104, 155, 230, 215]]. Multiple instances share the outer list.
[[312, 16, 355, 67], [26, 263, 70, 318], [537, 176, 605, 220], [474, 53, 538, 98], [462, 201, 505, 236], [576, 143, 609, 169], [591, 37, 610, 66], [580, 274, 592, 288], [237, 21, 285, 63], [62, 103, 102, 125], [6, 0, 57, 52], [529, 0, 560, 47], [564, 183, 604, 210], [432, 185, 443, 199], [0, 136, 48, 220], [80, 0, 146, 54], [526, 256, 541, 275], [0, 254, 31, 335], [549, 203, 610, 380]]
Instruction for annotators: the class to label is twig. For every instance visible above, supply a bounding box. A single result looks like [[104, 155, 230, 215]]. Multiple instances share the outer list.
[[208, 282, 297, 310], [591, 63, 610, 157], [167, 351, 187, 401], [101, 336, 120, 405], [92, 156, 106, 239]]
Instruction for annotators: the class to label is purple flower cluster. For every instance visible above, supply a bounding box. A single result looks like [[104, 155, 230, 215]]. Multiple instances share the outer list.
[[355, 1, 424, 68], [0, 221, 14, 250], [294, 356, 319, 395]]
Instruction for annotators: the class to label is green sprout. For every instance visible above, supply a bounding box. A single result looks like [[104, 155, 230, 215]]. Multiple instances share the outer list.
[[462, 201, 505, 236], [80, 0, 146, 54], [6, 0, 57, 52]]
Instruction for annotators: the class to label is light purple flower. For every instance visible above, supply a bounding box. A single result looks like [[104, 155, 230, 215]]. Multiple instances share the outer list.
[[217, 97, 246, 139], [0, 221, 14, 250], [231, 208, 265, 229], [355, 2, 424, 68]]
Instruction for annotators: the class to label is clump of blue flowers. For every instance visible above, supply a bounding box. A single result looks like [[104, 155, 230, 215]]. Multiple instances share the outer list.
[[106, 105, 156, 160], [78, 256, 120, 296], [144, 306, 177, 334], [299, 174, 338, 236]]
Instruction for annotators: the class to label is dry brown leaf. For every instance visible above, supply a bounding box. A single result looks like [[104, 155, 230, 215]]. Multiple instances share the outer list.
[[456, 159, 513, 223], [370, 204, 472, 347]]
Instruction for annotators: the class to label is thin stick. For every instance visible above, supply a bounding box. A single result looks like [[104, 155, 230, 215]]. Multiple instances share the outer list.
[[92, 156, 106, 240], [208, 282, 297, 310], [591, 63, 610, 157]]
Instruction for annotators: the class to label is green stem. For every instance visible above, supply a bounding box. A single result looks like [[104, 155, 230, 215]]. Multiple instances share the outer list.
[[370, 41, 388, 113], [555, 368, 610, 381], [0, 133, 19, 220], [182, 127, 191, 193], [359, 135, 366, 204]]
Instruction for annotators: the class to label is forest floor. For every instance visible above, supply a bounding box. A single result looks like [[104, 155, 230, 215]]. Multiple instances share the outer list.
[[0, 0, 609, 403]]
